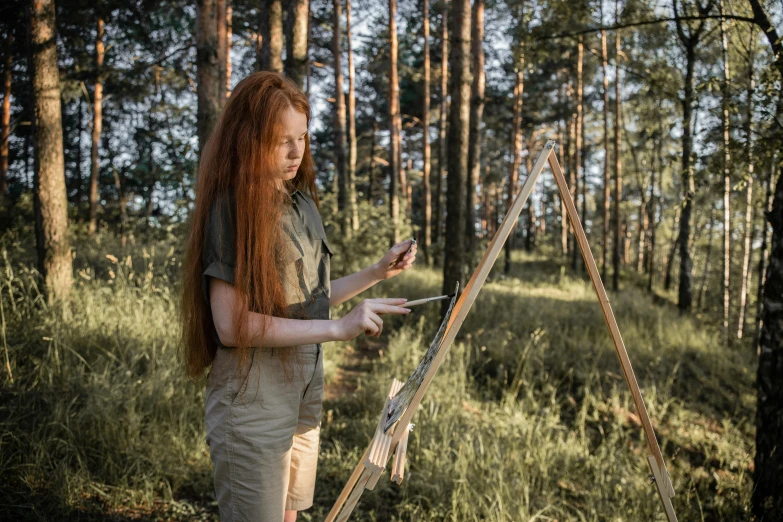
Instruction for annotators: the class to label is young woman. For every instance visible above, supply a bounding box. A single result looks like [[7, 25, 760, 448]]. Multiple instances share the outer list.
[[181, 72, 418, 522]]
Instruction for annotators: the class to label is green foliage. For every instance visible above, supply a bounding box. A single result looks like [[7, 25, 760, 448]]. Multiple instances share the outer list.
[[0, 232, 755, 520]]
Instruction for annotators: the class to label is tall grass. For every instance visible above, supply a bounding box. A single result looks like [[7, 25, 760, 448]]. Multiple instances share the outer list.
[[0, 226, 755, 520]]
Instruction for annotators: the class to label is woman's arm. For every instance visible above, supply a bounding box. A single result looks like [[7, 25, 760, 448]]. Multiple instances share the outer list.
[[330, 239, 418, 306], [210, 278, 411, 346], [329, 263, 383, 307]]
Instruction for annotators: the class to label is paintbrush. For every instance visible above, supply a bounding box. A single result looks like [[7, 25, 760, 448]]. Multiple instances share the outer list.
[[402, 292, 456, 308], [389, 238, 417, 268]]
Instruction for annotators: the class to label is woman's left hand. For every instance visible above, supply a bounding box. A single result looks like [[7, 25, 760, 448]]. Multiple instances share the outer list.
[[374, 239, 418, 280]]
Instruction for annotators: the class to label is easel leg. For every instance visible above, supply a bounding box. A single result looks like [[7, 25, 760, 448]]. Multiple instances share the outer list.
[[324, 447, 370, 522], [335, 468, 373, 522], [648, 456, 678, 522]]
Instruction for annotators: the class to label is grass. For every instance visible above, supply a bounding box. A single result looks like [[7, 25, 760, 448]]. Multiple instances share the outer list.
[[0, 229, 757, 521]]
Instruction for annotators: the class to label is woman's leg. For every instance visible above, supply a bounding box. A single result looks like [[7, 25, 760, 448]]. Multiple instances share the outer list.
[[284, 510, 298, 522]]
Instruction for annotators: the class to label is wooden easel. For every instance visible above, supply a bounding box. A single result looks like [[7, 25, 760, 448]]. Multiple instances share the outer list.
[[325, 141, 678, 522]]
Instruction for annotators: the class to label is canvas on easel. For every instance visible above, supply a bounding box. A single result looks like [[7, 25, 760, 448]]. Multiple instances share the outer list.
[[325, 141, 678, 522]]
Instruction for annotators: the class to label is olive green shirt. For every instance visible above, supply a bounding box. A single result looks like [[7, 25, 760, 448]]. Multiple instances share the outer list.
[[202, 188, 334, 347]]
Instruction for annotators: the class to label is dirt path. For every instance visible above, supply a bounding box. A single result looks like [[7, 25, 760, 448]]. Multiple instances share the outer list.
[[324, 337, 388, 400]]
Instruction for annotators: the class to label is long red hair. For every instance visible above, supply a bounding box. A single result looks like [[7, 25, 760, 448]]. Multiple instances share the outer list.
[[181, 71, 318, 380]]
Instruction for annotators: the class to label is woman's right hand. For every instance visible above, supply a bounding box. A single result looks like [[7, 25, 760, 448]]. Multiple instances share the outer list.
[[336, 298, 410, 340]]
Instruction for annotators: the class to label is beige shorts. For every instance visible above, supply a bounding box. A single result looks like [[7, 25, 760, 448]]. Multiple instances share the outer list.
[[205, 344, 324, 522]]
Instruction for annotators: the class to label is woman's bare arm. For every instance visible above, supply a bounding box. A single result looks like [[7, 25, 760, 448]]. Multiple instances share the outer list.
[[329, 240, 418, 306], [329, 264, 383, 306], [210, 278, 410, 346]]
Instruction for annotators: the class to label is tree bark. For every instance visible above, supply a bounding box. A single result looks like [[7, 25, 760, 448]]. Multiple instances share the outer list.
[[673, 0, 710, 312], [664, 210, 680, 291], [226, 2, 232, 96], [196, 0, 227, 157], [465, 0, 485, 262], [442, 0, 471, 315], [575, 37, 584, 273], [719, 0, 731, 342], [434, 0, 449, 247], [1, 32, 11, 196], [737, 31, 754, 340], [503, 45, 523, 275], [29, 0, 73, 303], [333, 0, 348, 233], [388, 0, 401, 245], [258, 0, 284, 72], [88, 17, 104, 235], [285, 0, 309, 90], [422, 0, 432, 264], [755, 154, 775, 348], [612, 0, 622, 291], [697, 204, 715, 310], [755, 151, 783, 520], [346, 0, 358, 231], [601, 23, 610, 279]]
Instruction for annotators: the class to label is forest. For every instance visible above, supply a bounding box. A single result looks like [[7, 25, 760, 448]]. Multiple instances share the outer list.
[[1, 0, 782, 520]]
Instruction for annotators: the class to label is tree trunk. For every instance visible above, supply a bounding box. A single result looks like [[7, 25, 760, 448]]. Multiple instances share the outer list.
[[368, 118, 378, 203], [196, 0, 227, 157], [719, 0, 731, 342], [1, 32, 11, 195], [601, 24, 610, 280], [285, 0, 309, 90], [664, 210, 680, 291], [422, 0, 432, 264], [333, 0, 348, 233], [503, 46, 523, 275], [258, 0, 284, 72], [226, 2, 232, 96], [88, 17, 104, 235], [442, 0, 471, 315], [737, 32, 755, 340], [388, 0, 401, 245], [465, 0, 485, 262], [755, 154, 776, 348], [434, 0, 449, 247], [574, 37, 584, 273], [755, 152, 783, 520], [612, 1, 622, 291], [29, 0, 73, 303], [346, 0, 358, 231], [697, 204, 715, 310], [648, 114, 661, 292]]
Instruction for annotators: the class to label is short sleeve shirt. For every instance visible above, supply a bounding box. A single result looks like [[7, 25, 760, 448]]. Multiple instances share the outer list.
[[202, 188, 334, 347]]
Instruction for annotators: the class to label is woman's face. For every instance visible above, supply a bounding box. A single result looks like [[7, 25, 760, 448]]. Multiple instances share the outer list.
[[275, 106, 309, 182]]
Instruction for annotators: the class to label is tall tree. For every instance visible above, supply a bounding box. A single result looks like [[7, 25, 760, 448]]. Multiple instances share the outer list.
[[749, 0, 783, 516], [346, 0, 358, 231], [1, 32, 11, 196], [388, 0, 401, 244], [196, 0, 227, 156], [258, 0, 283, 72], [285, 0, 309, 89], [442, 0, 471, 313], [332, 0, 348, 233], [226, 1, 232, 95], [737, 31, 755, 340], [673, 0, 713, 312], [612, 0, 622, 291], [421, 0, 432, 264], [601, 17, 610, 279], [466, 0, 485, 261], [29, 0, 73, 303], [575, 36, 584, 273], [87, 17, 104, 235], [434, 0, 448, 247], [504, 37, 523, 275], [719, 0, 731, 342]]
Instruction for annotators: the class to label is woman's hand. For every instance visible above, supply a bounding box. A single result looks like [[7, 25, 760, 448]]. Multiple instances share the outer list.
[[373, 239, 418, 280], [336, 298, 410, 340]]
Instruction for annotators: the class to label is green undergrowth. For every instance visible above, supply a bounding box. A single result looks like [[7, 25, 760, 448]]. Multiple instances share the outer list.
[[0, 233, 756, 520]]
